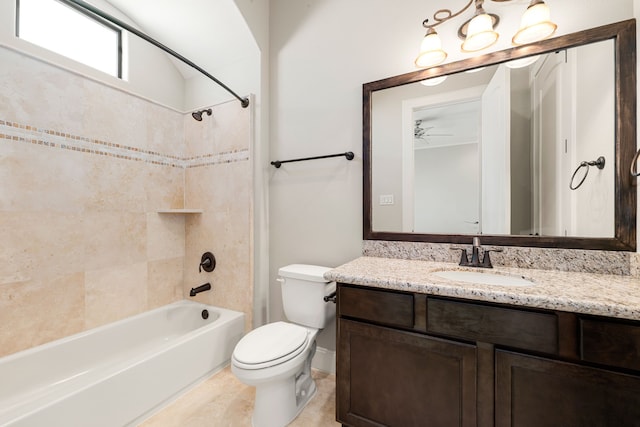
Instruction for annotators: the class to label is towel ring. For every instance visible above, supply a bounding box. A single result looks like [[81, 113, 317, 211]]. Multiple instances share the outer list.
[[631, 149, 640, 177], [570, 156, 605, 190]]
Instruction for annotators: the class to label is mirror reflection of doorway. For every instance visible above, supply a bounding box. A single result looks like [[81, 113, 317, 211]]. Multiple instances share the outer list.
[[409, 98, 481, 234], [532, 42, 615, 238], [404, 65, 525, 236], [378, 36, 620, 241]]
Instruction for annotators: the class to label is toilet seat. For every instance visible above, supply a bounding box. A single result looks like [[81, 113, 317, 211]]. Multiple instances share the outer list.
[[233, 322, 310, 370]]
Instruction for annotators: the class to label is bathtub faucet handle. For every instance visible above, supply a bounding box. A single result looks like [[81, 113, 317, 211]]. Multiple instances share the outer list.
[[199, 252, 216, 273]]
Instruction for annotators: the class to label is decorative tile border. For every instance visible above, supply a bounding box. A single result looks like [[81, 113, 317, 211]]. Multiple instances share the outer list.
[[0, 120, 248, 168], [183, 150, 250, 168]]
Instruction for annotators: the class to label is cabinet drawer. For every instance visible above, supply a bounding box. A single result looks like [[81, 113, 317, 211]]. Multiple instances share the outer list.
[[427, 298, 558, 353], [581, 317, 640, 371], [338, 285, 414, 328]]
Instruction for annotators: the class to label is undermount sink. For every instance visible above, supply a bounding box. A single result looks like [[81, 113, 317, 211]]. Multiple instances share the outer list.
[[432, 270, 535, 287]]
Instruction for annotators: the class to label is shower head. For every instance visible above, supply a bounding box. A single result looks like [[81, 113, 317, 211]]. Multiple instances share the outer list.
[[192, 108, 212, 121]]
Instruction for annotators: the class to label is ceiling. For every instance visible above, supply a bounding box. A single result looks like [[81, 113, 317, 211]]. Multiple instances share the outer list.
[[104, 0, 255, 79], [411, 65, 496, 150], [414, 99, 481, 149]]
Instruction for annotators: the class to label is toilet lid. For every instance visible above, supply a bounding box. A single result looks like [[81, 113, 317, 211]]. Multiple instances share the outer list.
[[233, 322, 309, 367]]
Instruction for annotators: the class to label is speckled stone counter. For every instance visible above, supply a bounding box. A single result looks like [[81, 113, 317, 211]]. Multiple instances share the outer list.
[[325, 256, 640, 321]]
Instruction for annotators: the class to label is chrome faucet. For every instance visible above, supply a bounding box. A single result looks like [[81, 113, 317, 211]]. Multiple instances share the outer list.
[[453, 237, 501, 268]]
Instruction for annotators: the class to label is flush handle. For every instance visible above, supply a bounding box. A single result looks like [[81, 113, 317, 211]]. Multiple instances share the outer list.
[[324, 291, 337, 303]]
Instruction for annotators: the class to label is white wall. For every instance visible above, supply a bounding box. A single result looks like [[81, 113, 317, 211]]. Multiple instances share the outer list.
[[182, 0, 262, 112], [233, 0, 271, 327], [268, 0, 636, 353]]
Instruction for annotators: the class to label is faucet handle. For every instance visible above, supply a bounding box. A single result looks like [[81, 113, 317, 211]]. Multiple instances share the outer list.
[[451, 247, 469, 266], [199, 252, 216, 273], [481, 248, 503, 268]]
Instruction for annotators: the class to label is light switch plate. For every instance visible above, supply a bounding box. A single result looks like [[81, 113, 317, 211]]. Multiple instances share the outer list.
[[379, 194, 394, 205]]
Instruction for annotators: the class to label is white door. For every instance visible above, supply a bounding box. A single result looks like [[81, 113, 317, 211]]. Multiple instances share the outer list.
[[532, 52, 565, 236], [569, 41, 615, 237], [480, 65, 511, 234]]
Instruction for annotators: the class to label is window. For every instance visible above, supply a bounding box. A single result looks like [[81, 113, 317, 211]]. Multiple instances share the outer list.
[[16, 0, 122, 78]]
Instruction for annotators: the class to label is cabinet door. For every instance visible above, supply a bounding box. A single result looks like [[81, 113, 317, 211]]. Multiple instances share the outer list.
[[337, 319, 476, 427], [496, 350, 640, 427]]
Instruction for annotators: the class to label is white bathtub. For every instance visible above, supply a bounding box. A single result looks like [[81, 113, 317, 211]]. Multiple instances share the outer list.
[[0, 300, 245, 427]]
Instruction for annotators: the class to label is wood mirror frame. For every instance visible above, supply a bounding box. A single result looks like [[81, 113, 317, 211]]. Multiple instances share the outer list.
[[363, 19, 637, 251]]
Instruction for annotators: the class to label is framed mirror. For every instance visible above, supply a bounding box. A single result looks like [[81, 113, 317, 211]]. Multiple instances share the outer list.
[[364, 19, 636, 251]]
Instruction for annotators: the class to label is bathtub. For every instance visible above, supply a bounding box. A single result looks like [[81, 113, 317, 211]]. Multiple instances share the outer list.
[[0, 300, 245, 427]]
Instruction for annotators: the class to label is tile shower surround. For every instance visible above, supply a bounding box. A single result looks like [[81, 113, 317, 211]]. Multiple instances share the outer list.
[[1, 48, 253, 358], [0, 111, 253, 357], [0, 119, 248, 168]]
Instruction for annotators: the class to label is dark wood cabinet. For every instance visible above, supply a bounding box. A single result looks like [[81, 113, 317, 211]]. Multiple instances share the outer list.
[[336, 283, 640, 427], [580, 317, 640, 371], [426, 297, 558, 354], [495, 350, 640, 427], [337, 318, 476, 427]]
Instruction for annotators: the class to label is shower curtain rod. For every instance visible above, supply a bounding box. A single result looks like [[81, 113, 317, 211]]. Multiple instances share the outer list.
[[59, 0, 250, 108]]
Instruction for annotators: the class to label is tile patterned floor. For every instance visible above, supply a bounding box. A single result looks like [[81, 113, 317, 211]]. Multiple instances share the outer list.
[[140, 367, 340, 426]]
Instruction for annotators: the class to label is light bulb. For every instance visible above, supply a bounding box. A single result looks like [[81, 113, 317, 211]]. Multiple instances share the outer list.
[[421, 76, 448, 86], [505, 55, 541, 69]]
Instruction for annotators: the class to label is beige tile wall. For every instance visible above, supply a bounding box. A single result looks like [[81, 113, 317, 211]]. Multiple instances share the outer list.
[[183, 100, 254, 330], [0, 47, 253, 357]]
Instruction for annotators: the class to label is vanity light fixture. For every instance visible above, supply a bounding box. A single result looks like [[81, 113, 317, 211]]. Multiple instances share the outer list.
[[415, 0, 557, 68], [415, 27, 448, 68], [512, 0, 557, 45], [460, 1, 499, 52]]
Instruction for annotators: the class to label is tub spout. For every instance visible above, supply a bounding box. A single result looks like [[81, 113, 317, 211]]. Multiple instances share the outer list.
[[190, 283, 211, 297]]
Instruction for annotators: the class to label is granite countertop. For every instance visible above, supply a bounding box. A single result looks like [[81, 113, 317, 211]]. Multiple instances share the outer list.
[[325, 256, 640, 321]]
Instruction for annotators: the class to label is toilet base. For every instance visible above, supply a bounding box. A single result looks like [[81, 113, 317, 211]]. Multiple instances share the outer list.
[[252, 379, 316, 427], [249, 342, 317, 427]]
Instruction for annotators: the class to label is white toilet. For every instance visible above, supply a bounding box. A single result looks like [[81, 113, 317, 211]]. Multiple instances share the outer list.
[[231, 264, 336, 427]]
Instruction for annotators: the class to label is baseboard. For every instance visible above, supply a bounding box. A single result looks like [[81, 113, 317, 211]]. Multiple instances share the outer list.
[[312, 346, 336, 374]]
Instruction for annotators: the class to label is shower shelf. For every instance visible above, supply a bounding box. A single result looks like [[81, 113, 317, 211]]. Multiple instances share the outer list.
[[157, 209, 204, 214]]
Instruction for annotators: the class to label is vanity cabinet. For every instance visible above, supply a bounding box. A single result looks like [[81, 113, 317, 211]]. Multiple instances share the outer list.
[[495, 350, 640, 426], [338, 319, 477, 427], [336, 283, 640, 427]]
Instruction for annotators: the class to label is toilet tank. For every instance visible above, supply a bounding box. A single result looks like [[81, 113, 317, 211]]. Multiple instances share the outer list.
[[278, 264, 336, 329]]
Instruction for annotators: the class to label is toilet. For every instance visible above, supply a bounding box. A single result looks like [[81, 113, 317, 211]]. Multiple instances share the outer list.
[[231, 264, 336, 427]]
